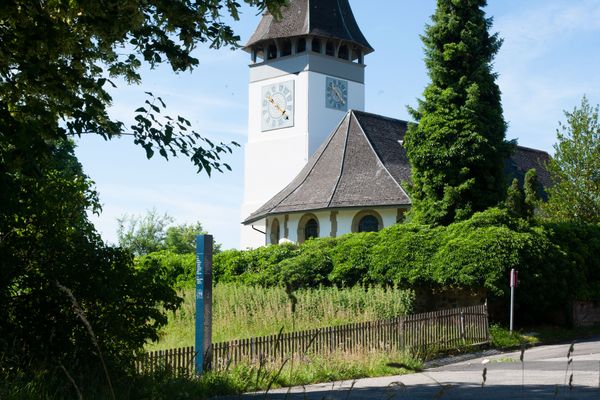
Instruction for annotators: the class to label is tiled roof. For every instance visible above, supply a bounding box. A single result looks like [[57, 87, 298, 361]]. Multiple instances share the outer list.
[[243, 111, 410, 224], [504, 146, 552, 199], [245, 0, 373, 53], [243, 111, 553, 224]]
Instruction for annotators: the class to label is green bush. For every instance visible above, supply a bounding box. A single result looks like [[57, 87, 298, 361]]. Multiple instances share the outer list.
[[143, 208, 600, 323], [136, 250, 196, 289], [329, 232, 379, 287]]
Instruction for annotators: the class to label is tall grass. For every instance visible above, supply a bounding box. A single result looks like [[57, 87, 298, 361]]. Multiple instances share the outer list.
[[147, 283, 414, 351]]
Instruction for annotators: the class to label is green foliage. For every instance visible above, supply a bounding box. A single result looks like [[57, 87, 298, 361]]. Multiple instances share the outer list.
[[136, 251, 196, 290], [117, 210, 175, 255], [165, 221, 213, 254], [543, 96, 600, 223], [150, 284, 415, 349], [505, 178, 524, 217], [523, 168, 541, 219], [543, 222, 600, 300], [1, 0, 285, 176], [214, 244, 299, 286], [279, 238, 337, 291], [0, 141, 181, 387], [329, 232, 380, 287], [0, 0, 286, 395], [489, 325, 537, 349], [212, 208, 600, 323], [118, 210, 219, 256], [404, 0, 512, 225]]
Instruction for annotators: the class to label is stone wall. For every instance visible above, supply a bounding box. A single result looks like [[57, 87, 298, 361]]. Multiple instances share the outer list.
[[572, 300, 600, 327], [413, 287, 487, 313]]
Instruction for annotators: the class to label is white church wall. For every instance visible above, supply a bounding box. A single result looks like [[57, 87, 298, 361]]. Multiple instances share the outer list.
[[240, 218, 266, 249], [267, 208, 401, 246], [335, 210, 356, 236], [380, 208, 399, 228], [307, 72, 365, 155]]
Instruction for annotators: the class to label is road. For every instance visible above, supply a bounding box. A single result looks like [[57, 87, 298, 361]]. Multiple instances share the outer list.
[[231, 337, 600, 399]]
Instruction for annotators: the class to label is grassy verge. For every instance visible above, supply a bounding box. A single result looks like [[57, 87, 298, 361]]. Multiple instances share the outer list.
[[148, 284, 414, 350], [490, 323, 600, 350], [146, 350, 421, 399]]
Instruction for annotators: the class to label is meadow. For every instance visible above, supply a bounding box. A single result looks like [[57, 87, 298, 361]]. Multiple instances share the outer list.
[[147, 283, 415, 351]]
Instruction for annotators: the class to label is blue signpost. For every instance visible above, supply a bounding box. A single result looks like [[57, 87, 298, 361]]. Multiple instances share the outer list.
[[195, 235, 213, 374]]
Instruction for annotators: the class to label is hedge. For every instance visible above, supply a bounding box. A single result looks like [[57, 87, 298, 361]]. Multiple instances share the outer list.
[[137, 208, 600, 320], [208, 208, 600, 319]]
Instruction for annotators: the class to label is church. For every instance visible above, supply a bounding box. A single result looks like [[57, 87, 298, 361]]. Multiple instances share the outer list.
[[239, 0, 550, 249]]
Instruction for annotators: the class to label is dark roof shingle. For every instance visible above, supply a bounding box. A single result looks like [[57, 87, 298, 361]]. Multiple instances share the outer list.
[[243, 111, 410, 224], [243, 111, 553, 224], [245, 0, 373, 53]]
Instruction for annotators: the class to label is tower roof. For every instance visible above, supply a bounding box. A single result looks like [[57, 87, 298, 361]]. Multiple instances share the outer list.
[[245, 0, 373, 54]]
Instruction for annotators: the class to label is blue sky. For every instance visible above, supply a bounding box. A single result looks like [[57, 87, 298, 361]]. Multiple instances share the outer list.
[[75, 0, 600, 250]]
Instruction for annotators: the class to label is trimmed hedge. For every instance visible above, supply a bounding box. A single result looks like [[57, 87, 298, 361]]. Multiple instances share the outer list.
[[137, 208, 600, 321], [208, 209, 600, 320]]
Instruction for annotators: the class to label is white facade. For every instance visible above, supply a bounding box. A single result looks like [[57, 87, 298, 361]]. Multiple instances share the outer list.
[[265, 208, 407, 245], [241, 51, 366, 249]]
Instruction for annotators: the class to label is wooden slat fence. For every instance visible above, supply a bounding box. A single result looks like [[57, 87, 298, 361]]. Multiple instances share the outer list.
[[137, 304, 489, 375]]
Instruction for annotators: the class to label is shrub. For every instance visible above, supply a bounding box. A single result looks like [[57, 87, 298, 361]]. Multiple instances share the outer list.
[[136, 250, 196, 289], [329, 232, 379, 287]]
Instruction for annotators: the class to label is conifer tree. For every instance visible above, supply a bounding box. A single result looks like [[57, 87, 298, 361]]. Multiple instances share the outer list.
[[505, 178, 524, 217], [405, 0, 513, 225], [523, 168, 540, 219]]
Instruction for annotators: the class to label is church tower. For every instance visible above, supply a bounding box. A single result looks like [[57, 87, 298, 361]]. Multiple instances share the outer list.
[[240, 0, 373, 249]]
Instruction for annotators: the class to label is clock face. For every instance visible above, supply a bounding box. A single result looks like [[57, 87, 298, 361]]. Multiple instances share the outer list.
[[261, 81, 295, 131], [326, 77, 348, 111]]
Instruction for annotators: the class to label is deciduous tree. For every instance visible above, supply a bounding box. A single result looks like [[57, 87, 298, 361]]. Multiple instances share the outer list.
[[543, 96, 600, 223]]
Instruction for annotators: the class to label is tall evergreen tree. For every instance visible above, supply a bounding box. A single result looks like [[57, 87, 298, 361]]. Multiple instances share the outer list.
[[405, 0, 513, 225]]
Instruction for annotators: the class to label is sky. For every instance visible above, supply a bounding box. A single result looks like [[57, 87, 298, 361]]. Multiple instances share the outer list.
[[74, 0, 600, 250]]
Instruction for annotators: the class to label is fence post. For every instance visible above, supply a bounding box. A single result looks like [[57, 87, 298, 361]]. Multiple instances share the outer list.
[[460, 310, 466, 344]]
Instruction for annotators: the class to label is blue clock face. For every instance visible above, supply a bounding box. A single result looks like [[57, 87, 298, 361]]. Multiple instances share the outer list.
[[326, 77, 348, 111]]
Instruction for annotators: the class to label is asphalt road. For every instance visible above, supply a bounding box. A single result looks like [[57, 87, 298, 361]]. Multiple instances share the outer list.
[[230, 337, 600, 400]]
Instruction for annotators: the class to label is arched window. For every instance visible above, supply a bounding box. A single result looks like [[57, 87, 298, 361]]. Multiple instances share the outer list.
[[253, 47, 265, 63], [351, 47, 363, 64], [351, 210, 383, 233], [280, 39, 292, 57], [270, 218, 280, 244], [267, 43, 277, 60], [358, 215, 379, 233], [305, 219, 319, 240], [297, 213, 319, 243], [338, 44, 349, 60], [311, 38, 321, 53], [297, 38, 306, 53], [325, 40, 335, 56]]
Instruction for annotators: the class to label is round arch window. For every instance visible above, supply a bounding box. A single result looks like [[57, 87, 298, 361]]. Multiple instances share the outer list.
[[270, 218, 280, 244], [304, 218, 319, 240], [358, 215, 379, 233], [351, 210, 383, 233]]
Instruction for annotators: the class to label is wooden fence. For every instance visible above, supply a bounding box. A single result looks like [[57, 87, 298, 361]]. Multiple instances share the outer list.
[[137, 304, 489, 375]]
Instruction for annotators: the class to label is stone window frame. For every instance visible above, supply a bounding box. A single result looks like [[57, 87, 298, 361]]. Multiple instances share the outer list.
[[270, 218, 281, 244], [351, 209, 383, 233], [297, 213, 320, 243]]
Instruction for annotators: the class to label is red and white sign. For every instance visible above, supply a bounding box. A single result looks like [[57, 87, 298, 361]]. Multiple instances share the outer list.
[[510, 269, 519, 288]]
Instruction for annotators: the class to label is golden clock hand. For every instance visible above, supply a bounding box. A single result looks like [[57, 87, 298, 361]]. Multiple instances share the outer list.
[[267, 95, 289, 119]]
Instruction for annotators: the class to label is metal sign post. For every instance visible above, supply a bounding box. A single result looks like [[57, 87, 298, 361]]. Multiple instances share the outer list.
[[509, 268, 518, 333], [195, 235, 213, 374]]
